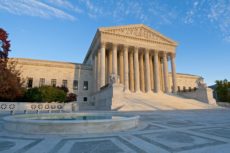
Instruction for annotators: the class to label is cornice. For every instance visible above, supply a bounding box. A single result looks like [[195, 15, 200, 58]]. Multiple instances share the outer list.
[[169, 72, 202, 79], [13, 58, 92, 70]]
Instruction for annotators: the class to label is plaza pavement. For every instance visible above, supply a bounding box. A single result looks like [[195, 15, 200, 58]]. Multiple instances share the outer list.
[[1, 108, 230, 153]]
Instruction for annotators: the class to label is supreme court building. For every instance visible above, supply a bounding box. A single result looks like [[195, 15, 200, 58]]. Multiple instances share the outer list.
[[16, 24, 208, 110]]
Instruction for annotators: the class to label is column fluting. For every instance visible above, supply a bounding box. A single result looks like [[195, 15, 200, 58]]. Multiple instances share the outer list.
[[171, 53, 177, 93], [112, 43, 118, 76], [163, 52, 169, 93], [145, 49, 151, 92], [154, 51, 160, 93], [134, 47, 140, 92], [139, 52, 145, 92], [119, 50, 124, 84], [124, 45, 129, 92], [100, 42, 106, 88], [129, 51, 134, 92], [149, 54, 154, 90]]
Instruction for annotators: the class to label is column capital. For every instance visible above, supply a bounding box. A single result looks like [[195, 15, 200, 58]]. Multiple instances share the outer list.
[[123, 44, 129, 50], [145, 48, 150, 52], [153, 50, 158, 55], [170, 52, 176, 58], [100, 41, 106, 48], [134, 46, 139, 53], [163, 51, 168, 57], [113, 43, 118, 48]]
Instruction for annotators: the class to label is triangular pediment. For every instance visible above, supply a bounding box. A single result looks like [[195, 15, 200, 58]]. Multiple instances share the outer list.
[[99, 24, 177, 45]]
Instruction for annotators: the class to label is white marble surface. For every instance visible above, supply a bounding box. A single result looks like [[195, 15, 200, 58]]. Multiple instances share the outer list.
[[1, 109, 230, 153]]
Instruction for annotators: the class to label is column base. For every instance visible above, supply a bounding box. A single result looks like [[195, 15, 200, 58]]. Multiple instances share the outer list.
[[124, 89, 131, 94], [154, 90, 163, 94], [146, 90, 153, 94], [134, 90, 142, 94]]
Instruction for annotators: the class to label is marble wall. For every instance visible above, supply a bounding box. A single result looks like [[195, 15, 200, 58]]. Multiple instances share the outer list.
[[14, 58, 93, 103]]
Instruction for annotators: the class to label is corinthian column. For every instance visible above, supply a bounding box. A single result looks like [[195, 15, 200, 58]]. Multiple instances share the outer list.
[[139, 52, 145, 92], [134, 47, 140, 92], [149, 54, 154, 90], [129, 51, 134, 92], [171, 53, 177, 93], [154, 51, 160, 93], [100, 42, 106, 88], [119, 51, 124, 84], [109, 49, 112, 75], [145, 49, 151, 92], [124, 45, 129, 92], [163, 52, 169, 93], [112, 43, 117, 76], [93, 55, 97, 92], [97, 49, 101, 91]]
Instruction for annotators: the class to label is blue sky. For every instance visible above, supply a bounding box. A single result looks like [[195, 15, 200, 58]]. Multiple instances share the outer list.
[[0, 0, 229, 85]]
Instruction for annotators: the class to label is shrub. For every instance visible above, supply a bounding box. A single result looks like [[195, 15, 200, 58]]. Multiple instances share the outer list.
[[24, 87, 42, 102], [40, 86, 66, 102], [24, 86, 67, 102], [215, 79, 230, 102], [66, 93, 77, 102], [57, 86, 69, 93]]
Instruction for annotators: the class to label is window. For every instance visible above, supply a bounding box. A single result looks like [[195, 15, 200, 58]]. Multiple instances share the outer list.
[[83, 97, 87, 102], [62, 80, 68, 88], [51, 79, 56, 87], [27, 78, 33, 88], [39, 78, 45, 87], [73, 80, 78, 90], [83, 81, 88, 90]]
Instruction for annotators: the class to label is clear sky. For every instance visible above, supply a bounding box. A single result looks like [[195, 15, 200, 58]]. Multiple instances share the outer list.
[[0, 0, 229, 85]]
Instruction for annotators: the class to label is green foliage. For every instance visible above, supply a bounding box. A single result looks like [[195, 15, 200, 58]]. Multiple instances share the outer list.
[[215, 79, 230, 102], [24, 86, 67, 102], [24, 87, 42, 102], [57, 86, 69, 93]]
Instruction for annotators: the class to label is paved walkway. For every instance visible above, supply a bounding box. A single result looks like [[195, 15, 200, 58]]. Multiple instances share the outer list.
[[1, 109, 230, 153]]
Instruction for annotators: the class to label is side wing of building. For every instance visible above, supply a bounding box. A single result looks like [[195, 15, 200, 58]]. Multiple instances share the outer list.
[[13, 58, 93, 103]]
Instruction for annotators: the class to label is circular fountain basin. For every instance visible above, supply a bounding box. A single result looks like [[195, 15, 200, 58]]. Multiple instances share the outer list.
[[3, 113, 139, 134]]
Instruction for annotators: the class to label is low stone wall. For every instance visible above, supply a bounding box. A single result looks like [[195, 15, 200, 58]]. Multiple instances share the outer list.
[[178, 87, 216, 105], [3, 113, 139, 134], [217, 102, 230, 108], [93, 85, 113, 110], [0, 102, 76, 114]]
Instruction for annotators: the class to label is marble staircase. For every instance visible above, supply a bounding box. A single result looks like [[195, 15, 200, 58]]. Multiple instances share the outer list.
[[111, 92, 218, 111]]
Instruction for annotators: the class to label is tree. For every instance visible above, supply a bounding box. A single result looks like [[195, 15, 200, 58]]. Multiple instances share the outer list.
[[215, 79, 230, 102], [0, 28, 24, 101]]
